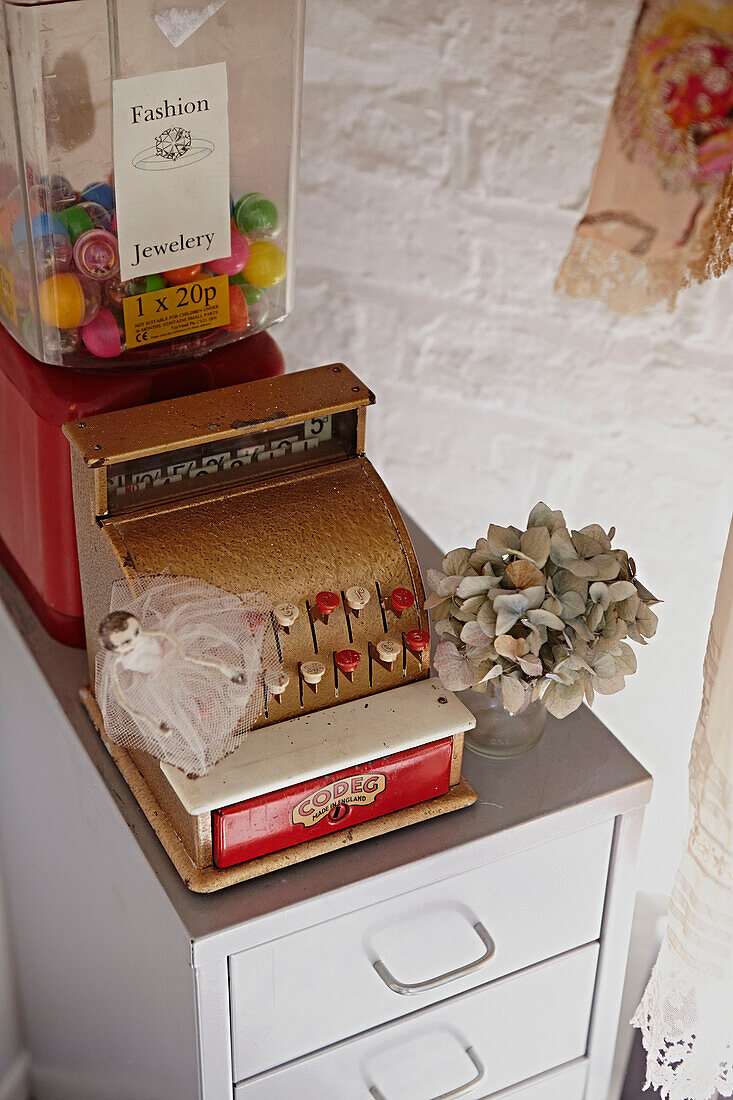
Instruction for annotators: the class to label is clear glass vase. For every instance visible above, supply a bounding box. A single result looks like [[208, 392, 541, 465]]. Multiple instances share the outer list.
[[465, 683, 547, 758]]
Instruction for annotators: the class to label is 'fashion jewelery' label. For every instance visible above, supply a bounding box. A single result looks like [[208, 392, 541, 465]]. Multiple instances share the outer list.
[[113, 63, 230, 281]]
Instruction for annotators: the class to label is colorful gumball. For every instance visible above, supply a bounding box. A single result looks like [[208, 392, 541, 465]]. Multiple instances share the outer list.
[[224, 284, 248, 332], [162, 262, 202, 284], [229, 278, 270, 327], [55, 204, 94, 243], [109, 273, 164, 304], [239, 282, 263, 305], [128, 273, 167, 295], [78, 201, 113, 232], [233, 192, 278, 238], [13, 213, 72, 274], [38, 272, 100, 328], [73, 229, 119, 280], [242, 240, 286, 287], [82, 309, 123, 358], [79, 182, 115, 212], [207, 229, 250, 276], [11, 211, 60, 249], [246, 289, 270, 330]]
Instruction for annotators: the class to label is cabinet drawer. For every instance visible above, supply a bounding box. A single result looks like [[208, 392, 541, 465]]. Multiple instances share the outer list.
[[477, 1059, 588, 1100], [230, 819, 612, 1080], [234, 944, 599, 1098]]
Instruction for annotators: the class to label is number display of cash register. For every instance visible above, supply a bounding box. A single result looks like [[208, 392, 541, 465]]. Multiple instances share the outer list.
[[65, 365, 477, 891]]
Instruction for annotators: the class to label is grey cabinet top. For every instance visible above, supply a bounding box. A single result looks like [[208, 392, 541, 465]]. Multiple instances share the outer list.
[[0, 519, 651, 946]]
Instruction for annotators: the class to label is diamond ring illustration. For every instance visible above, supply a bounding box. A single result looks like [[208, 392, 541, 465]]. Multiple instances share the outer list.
[[156, 126, 191, 160], [133, 129, 215, 171]]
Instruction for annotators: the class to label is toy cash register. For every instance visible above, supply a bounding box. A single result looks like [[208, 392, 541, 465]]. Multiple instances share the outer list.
[[65, 364, 477, 892]]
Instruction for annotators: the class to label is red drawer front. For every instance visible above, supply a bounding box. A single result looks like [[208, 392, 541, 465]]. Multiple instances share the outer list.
[[213, 737, 454, 868]]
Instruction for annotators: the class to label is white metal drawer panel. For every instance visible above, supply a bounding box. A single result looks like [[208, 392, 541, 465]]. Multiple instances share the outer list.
[[234, 944, 599, 1099], [476, 1059, 588, 1100], [230, 819, 612, 1080]]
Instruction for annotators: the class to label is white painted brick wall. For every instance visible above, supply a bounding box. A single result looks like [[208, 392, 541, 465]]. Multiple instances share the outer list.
[[278, 0, 733, 896]]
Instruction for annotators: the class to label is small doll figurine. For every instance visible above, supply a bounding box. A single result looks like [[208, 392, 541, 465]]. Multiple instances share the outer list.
[[99, 609, 250, 735], [95, 575, 281, 776]]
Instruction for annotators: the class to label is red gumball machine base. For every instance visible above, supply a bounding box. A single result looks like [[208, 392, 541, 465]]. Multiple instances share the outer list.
[[0, 328, 285, 646]]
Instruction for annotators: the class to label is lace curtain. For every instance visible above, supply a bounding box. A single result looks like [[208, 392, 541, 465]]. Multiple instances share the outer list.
[[633, 517, 733, 1100]]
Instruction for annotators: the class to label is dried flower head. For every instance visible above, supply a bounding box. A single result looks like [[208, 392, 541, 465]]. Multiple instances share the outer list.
[[428, 502, 659, 719]]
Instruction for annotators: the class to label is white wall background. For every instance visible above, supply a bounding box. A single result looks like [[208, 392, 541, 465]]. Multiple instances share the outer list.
[[277, 0, 733, 897]]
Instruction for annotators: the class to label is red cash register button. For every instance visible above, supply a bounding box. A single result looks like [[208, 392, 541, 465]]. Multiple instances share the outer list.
[[390, 587, 415, 612], [315, 591, 340, 616], [335, 649, 361, 674], [405, 629, 430, 653]]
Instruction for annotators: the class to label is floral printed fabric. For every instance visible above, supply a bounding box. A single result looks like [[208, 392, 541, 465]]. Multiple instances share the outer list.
[[557, 1, 733, 312]]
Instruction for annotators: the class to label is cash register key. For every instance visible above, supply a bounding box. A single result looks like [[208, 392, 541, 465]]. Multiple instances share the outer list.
[[376, 640, 401, 665], [390, 587, 415, 613], [266, 670, 290, 696], [315, 591, 340, 618], [345, 586, 370, 612], [405, 629, 430, 654], [274, 602, 300, 628], [335, 649, 361, 674], [301, 661, 326, 685]]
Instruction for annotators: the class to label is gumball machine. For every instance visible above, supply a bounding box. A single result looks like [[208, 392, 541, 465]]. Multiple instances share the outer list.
[[0, 0, 302, 644], [0, 0, 303, 369]]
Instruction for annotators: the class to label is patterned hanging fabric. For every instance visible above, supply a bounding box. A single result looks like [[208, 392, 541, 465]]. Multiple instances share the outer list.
[[633, 517, 733, 1100], [557, 1, 733, 312]]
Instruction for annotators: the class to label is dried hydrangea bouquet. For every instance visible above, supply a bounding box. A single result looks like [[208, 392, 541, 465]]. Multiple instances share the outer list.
[[428, 502, 659, 757]]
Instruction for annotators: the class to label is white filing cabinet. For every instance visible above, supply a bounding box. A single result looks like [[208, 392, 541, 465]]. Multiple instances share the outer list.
[[0, 524, 651, 1100]]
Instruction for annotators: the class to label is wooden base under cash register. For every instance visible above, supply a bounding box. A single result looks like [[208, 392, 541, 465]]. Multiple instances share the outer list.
[[81, 687, 476, 893]]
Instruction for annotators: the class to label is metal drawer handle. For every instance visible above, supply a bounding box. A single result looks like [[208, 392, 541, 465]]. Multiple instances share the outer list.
[[372, 921, 496, 996], [369, 1046, 485, 1100]]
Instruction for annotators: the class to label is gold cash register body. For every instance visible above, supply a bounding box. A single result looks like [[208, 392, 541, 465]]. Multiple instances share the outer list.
[[65, 365, 476, 892]]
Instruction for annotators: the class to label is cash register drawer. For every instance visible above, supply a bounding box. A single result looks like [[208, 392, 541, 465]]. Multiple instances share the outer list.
[[229, 818, 613, 1080], [234, 943, 599, 1098], [214, 738, 454, 867]]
